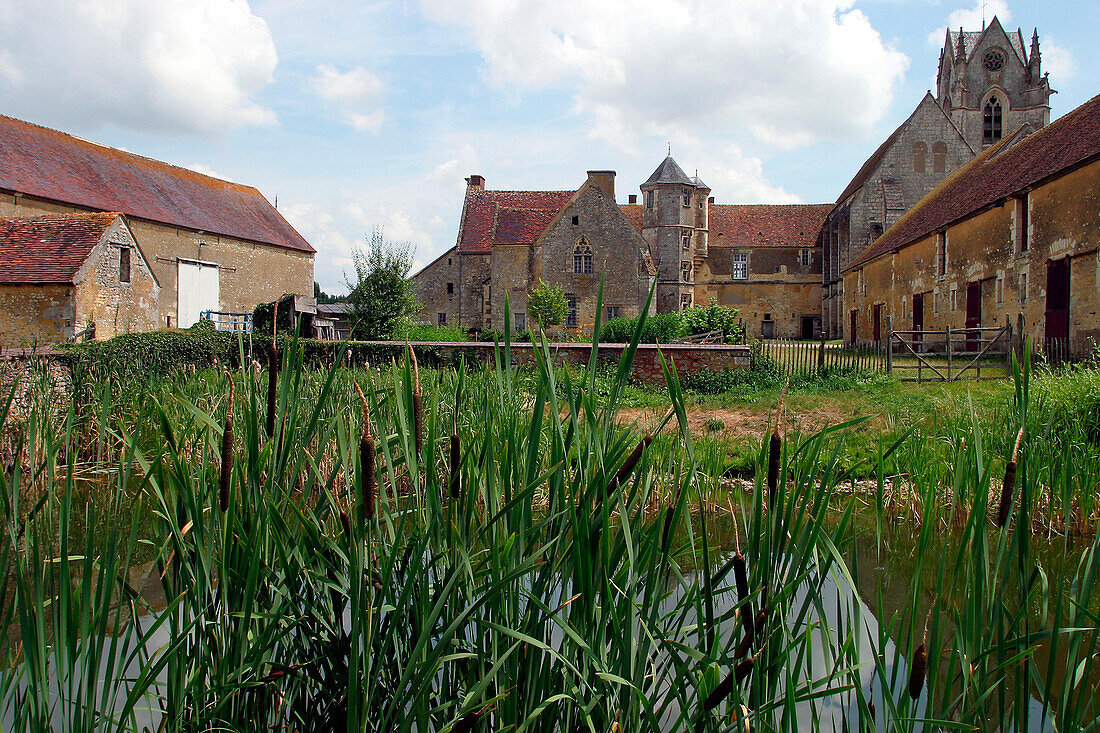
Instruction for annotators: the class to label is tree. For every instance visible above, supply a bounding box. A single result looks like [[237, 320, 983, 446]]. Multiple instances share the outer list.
[[527, 281, 568, 329], [345, 226, 419, 340], [314, 282, 345, 304]]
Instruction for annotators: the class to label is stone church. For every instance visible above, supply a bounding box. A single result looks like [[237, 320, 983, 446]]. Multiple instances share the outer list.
[[820, 17, 1053, 338], [413, 159, 828, 340]]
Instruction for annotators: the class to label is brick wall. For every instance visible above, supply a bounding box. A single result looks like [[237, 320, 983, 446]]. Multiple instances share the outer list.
[[355, 341, 751, 385]]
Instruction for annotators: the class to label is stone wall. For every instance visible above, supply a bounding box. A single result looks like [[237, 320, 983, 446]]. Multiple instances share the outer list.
[[0, 284, 73, 349], [359, 340, 752, 385], [72, 219, 160, 341], [844, 157, 1100, 345], [414, 250, 490, 331], [0, 194, 314, 327]]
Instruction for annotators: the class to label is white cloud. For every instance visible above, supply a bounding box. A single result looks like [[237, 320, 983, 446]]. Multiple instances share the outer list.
[[945, 0, 1011, 33], [1041, 38, 1074, 81], [419, 0, 909, 149], [186, 164, 235, 182], [0, 0, 277, 136], [311, 63, 386, 133]]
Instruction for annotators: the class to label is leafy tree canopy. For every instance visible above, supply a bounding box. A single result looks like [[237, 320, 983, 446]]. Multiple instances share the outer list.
[[345, 226, 419, 340], [527, 281, 568, 329]]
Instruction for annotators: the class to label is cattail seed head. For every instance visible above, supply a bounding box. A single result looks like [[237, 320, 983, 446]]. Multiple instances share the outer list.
[[608, 434, 653, 495], [734, 657, 755, 685], [361, 434, 377, 521], [908, 643, 928, 700], [339, 510, 351, 539], [219, 378, 235, 512], [412, 393, 424, 460], [449, 434, 461, 499], [767, 430, 781, 505], [733, 552, 749, 605], [266, 342, 279, 438], [660, 506, 676, 551], [703, 672, 734, 712], [997, 427, 1025, 528]]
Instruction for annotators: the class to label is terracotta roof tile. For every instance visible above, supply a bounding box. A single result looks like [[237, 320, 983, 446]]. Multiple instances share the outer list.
[[847, 92, 1100, 272], [707, 204, 832, 248], [457, 190, 573, 253], [0, 115, 313, 254], [619, 203, 643, 231], [0, 213, 118, 284]]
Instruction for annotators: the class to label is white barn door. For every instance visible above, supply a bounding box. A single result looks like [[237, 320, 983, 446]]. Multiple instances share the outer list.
[[177, 260, 220, 328]]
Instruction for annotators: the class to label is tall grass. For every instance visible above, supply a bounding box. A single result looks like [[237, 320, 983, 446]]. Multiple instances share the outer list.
[[1, 296, 1098, 730]]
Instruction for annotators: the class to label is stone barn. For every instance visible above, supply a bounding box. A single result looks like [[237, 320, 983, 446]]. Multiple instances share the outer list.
[[0, 114, 314, 330], [0, 213, 160, 348], [844, 92, 1100, 350]]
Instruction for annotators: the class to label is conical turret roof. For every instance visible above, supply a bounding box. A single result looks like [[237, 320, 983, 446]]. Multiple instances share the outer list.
[[643, 155, 694, 186]]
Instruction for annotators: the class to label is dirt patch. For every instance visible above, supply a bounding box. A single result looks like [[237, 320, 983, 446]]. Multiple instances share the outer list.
[[617, 399, 883, 440]]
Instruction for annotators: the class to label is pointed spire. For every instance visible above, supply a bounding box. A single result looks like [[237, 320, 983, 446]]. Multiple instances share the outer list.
[[1030, 28, 1040, 59], [956, 27, 966, 63]]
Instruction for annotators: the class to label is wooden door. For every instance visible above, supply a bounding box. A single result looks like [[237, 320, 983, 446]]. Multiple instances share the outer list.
[[849, 310, 857, 345], [800, 316, 815, 340], [912, 293, 924, 350], [177, 260, 220, 328], [1045, 258, 1070, 349], [872, 304, 881, 343], [965, 281, 981, 351]]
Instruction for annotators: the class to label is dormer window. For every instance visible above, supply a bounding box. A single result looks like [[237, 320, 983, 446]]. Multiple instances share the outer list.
[[573, 238, 593, 274]]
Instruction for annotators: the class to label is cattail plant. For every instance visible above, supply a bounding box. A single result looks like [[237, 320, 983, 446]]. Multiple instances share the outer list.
[[266, 341, 279, 438], [767, 381, 788, 507], [409, 344, 424, 461], [997, 426, 1025, 528], [219, 375, 235, 512], [908, 642, 927, 700], [704, 654, 758, 712], [449, 433, 461, 499], [607, 434, 653, 496], [451, 706, 488, 733], [354, 381, 377, 521]]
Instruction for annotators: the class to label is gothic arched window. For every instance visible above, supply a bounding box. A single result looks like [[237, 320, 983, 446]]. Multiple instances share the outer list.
[[573, 238, 593, 274], [983, 97, 1003, 146], [913, 142, 927, 173], [932, 142, 947, 173]]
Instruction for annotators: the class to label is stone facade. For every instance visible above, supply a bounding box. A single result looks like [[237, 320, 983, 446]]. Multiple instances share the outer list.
[[0, 194, 313, 328], [820, 94, 976, 339], [415, 163, 828, 340], [937, 18, 1053, 153], [843, 97, 1100, 348], [0, 215, 160, 348], [822, 17, 1053, 340], [0, 114, 314, 332]]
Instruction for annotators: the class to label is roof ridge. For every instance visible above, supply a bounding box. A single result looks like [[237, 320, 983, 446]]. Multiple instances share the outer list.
[[0, 114, 254, 193]]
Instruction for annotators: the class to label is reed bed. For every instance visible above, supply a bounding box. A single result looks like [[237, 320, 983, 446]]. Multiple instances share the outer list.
[[0, 292, 1099, 731]]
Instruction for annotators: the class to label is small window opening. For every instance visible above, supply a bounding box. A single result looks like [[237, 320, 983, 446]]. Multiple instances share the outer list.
[[566, 297, 578, 328], [1014, 195, 1029, 253], [913, 141, 927, 173], [800, 249, 811, 267], [932, 142, 947, 174], [645, 190, 654, 209], [119, 247, 131, 283], [438, 312, 447, 325], [731, 253, 748, 280], [446, 282, 454, 295], [936, 233, 947, 277], [682, 189, 691, 207], [571, 216, 579, 225]]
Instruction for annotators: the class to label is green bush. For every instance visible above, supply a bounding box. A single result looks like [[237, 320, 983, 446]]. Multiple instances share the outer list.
[[600, 312, 686, 344], [396, 323, 471, 342], [682, 300, 743, 343]]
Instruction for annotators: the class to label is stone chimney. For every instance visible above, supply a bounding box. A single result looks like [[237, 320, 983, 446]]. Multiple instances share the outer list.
[[628, 194, 637, 204], [586, 170, 616, 200], [466, 174, 485, 191], [708, 196, 715, 204]]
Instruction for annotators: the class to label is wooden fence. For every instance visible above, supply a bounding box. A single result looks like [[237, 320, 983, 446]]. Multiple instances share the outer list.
[[757, 339, 887, 377]]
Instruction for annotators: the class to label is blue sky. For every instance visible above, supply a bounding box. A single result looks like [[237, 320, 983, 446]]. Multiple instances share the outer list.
[[1, 0, 1095, 293]]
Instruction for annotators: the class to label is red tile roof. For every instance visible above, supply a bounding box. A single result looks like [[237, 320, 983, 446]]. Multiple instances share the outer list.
[[847, 92, 1100, 272], [0, 213, 119, 284], [707, 204, 832, 248], [0, 115, 313, 254], [619, 203, 643, 231], [457, 190, 573, 253]]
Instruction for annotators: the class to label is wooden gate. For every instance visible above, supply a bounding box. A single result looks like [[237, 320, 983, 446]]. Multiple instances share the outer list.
[[888, 322, 1013, 382]]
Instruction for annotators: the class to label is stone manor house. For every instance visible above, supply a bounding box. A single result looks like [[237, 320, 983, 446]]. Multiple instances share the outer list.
[[416, 17, 1074, 345], [0, 115, 314, 349]]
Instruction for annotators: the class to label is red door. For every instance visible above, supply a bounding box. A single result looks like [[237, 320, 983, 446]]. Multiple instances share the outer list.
[[912, 293, 924, 350], [872, 304, 882, 343], [1045, 258, 1070, 349], [849, 310, 858, 345], [965, 281, 981, 351]]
